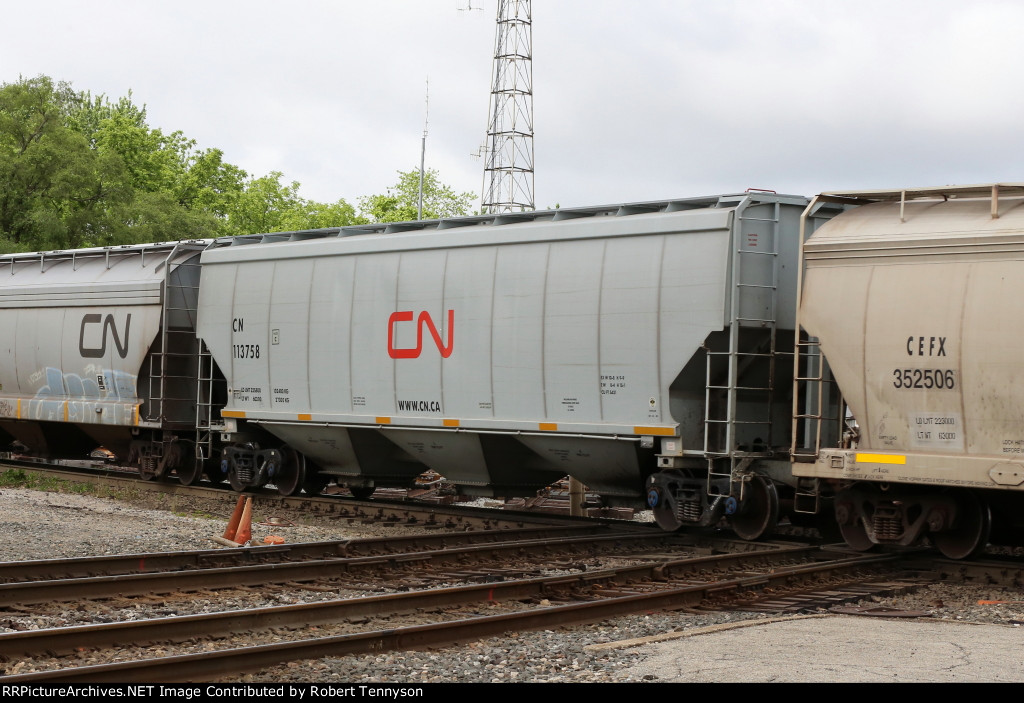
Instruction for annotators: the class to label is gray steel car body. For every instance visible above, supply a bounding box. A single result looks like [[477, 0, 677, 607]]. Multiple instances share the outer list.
[[197, 192, 819, 500]]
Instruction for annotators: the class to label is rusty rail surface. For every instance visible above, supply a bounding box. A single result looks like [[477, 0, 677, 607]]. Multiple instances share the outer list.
[[0, 461, 629, 532], [1, 550, 904, 682], [0, 524, 615, 583], [0, 529, 787, 606]]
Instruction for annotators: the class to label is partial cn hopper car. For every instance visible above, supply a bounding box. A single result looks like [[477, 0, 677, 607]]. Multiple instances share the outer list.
[[792, 183, 1024, 559], [0, 241, 220, 482], [195, 191, 842, 539]]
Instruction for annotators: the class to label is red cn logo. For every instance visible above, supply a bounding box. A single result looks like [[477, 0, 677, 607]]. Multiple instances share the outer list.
[[387, 310, 454, 359]]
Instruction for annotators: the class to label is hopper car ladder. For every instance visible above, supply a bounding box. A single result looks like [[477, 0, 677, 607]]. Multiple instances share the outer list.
[[705, 199, 782, 502], [194, 338, 221, 467], [143, 244, 212, 477], [789, 195, 849, 515], [790, 333, 844, 514]]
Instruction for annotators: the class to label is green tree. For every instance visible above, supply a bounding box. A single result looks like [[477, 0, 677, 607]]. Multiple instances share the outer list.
[[175, 147, 247, 220], [358, 168, 475, 223], [278, 197, 362, 232], [0, 76, 136, 252], [224, 171, 304, 235], [0, 76, 230, 251], [65, 89, 241, 240], [219, 171, 364, 235], [0, 76, 459, 252]]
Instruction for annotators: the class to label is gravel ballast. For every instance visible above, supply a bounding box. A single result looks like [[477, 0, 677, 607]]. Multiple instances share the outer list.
[[3, 486, 1024, 683]]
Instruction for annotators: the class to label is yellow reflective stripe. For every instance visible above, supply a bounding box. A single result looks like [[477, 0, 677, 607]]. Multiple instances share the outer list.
[[298, 414, 312, 421], [855, 453, 906, 465], [539, 423, 558, 431], [443, 419, 460, 427], [634, 426, 675, 436], [222, 410, 246, 418], [376, 417, 392, 425]]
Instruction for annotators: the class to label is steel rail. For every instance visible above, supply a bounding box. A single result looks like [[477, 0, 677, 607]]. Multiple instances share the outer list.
[[0, 461, 637, 531], [0, 525, 612, 583], [1, 551, 902, 682], [0, 530, 741, 606], [0, 544, 834, 659]]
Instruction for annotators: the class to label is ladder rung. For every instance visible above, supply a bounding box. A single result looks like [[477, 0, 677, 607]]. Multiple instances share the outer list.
[[706, 351, 776, 358], [706, 385, 774, 392]]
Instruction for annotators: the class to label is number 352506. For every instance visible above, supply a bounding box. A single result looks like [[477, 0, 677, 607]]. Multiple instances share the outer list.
[[892, 368, 955, 389]]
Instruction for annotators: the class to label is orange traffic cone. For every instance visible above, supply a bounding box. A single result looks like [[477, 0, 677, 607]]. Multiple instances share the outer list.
[[234, 497, 254, 545], [222, 495, 246, 542]]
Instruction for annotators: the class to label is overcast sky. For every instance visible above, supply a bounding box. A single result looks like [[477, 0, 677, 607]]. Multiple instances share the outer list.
[[4, 0, 1023, 211]]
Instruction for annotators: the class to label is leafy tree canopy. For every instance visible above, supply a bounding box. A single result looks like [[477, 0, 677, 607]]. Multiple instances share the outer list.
[[358, 168, 476, 223], [0, 75, 476, 253]]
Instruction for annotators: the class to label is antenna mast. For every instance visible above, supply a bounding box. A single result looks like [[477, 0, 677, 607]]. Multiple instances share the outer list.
[[481, 0, 534, 213], [418, 78, 429, 220]]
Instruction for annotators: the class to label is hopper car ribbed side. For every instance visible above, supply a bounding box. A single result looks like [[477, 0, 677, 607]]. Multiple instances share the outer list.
[[793, 183, 1024, 558], [195, 192, 842, 538]]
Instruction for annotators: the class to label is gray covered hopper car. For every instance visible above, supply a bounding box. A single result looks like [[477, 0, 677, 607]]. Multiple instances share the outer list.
[[197, 191, 841, 538], [0, 241, 222, 482], [793, 183, 1024, 558]]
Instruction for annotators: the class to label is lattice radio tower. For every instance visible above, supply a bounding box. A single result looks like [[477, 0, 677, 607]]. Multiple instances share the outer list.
[[481, 0, 534, 213]]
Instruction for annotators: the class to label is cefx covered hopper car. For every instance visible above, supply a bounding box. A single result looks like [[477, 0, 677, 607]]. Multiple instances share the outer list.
[[196, 191, 842, 539], [792, 183, 1024, 559]]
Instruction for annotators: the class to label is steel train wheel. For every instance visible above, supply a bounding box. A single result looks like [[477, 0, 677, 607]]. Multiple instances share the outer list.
[[729, 474, 779, 541], [814, 499, 844, 543], [228, 472, 246, 492], [176, 457, 204, 486], [302, 472, 330, 496], [648, 470, 686, 532], [205, 462, 227, 484], [838, 518, 875, 552], [348, 486, 375, 500], [137, 459, 158, 481], [652, 496, 684, 531], [227, 458, 247, 492], [275, 446, 305, 497], [652, 502, 683, 531], [932, 490, 992, 560]]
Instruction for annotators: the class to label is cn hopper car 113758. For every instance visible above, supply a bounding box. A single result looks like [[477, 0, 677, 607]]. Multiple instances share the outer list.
[[4, 184, 1024, 558], [193, 191, 829, 540]]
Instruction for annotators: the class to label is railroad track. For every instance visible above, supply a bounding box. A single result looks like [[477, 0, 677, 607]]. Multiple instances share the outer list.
[[0, 535, 929, 682], [0, 460, 635, 531], [0, 525, 615, 584], [0, 528, 715, 605], [0, 525, 807, 608], [10, 459, 1005, 682]]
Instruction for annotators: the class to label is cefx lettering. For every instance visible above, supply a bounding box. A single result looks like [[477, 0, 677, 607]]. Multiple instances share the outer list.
[[79, 314, 132, 359], [387, 310, 454, 359], [906, 336, 946, 356]]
